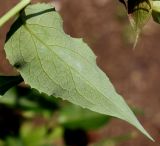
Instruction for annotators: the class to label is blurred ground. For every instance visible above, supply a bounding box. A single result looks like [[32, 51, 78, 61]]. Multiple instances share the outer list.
[[1, 0, 160, 145]]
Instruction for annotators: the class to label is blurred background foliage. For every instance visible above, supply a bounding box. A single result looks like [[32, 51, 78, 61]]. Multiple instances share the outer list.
[[0, 85, 136, 146]]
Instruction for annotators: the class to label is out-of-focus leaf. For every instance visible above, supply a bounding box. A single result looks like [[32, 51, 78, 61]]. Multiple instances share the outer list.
[[4, 3, 153, 140], [0, 87, 59, 113], [91, 132, 135, 146], [22, 88, 60, 111], [59, 105, 110, 130], [152, 10, 160, 23], [0, 88, 17, 106], [152, 1, 160, 23], [20, 122, 62, 146], [129, 0, 152, 30], [119, 0, 152, 47], [120, 0, 152, 31], [20, 123, 46, 146], [1, 122, 59, 146], [0, 76, 23, 95], [5, 138, 23, 146]]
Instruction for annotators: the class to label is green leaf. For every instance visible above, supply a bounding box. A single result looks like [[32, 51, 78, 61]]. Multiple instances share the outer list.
[[92, 133, 134, 146], [152, 10, 160, 23], [4, 3, 153, 141], [20, 123, 46, 146], [152, 1, 160, 23], [0, 75, 23, 95], [127, 0, 152, 31], [59, 104, 110, 130], [119, 0, 152, 47]]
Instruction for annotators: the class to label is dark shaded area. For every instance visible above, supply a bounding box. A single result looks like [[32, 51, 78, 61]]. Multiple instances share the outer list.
[[152, 10, 160, 24], [0, 104, 22, 139], [64, 128, 88, 146], [128, 0, 151, 14], [119, 0, 151, 14], [0, 75, 23, 95], [5, 15, 23, 43], [15, 86, 60, 111]]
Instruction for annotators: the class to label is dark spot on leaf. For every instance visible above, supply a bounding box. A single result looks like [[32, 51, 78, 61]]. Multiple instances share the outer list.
[[14, 62, 26, 69]]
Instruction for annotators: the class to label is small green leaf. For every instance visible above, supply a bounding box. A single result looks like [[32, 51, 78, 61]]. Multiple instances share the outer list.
[[120, 0, 152, 47], [4, 3, 153, 140], [127, 0, 152, 31], [152, 1, 160, 23], [0, 75, 23, 95], [152, 10, 160, 23]]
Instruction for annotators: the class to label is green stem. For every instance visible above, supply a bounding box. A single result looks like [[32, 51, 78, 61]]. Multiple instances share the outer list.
[[0, 0, 31, 28]]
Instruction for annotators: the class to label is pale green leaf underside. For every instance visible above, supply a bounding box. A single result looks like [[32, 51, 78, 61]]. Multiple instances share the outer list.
[[4, 3, 153, 140]]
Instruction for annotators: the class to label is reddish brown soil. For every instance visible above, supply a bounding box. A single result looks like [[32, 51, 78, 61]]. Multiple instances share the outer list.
[[1, 0, 160, 145]]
